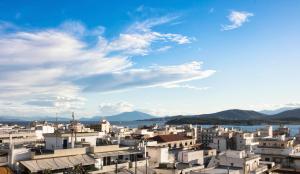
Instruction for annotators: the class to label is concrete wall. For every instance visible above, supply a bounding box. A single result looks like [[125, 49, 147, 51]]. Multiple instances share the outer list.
[[45, 134, 99, 150], [147, 147, 169, 167], [155, 165, 204, 174], [178, 150, 204, 165], [92, 160, 146, 173], [91, 145, 129, 153], [35, 126, 54, 140], [32, 147, 86, 159]]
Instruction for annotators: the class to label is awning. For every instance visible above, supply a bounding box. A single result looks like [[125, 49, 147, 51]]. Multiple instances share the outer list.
[[94, 150, 142, 158], [20, 154, 95, 173]]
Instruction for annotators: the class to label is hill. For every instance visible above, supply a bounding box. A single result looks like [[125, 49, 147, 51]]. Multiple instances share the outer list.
[[166, 109, 300, 125], [196, 109, 267, 120], [271, 108, 300, 120]]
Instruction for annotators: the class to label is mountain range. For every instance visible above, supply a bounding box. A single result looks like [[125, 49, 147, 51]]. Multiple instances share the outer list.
[[0, 111, 156, 122], [0, 107, 299, 124]]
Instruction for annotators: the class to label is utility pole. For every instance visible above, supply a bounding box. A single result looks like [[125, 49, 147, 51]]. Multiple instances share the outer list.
[[71, 112, 75, 148], [145, 157, 148, 174], [143, 139, 148, 174], [115, 159, 118, 174], [135, 153, 137, 174]]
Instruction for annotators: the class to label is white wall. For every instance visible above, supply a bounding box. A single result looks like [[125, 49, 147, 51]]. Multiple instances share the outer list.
[[147, 147, 169, 167], [35, 125, 55, 140], [178, 150, 204, 165], [45, 134, 99, 150]]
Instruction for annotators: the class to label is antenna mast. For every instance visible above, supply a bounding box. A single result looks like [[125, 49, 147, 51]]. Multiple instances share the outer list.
[[55, 113, 58, 148]]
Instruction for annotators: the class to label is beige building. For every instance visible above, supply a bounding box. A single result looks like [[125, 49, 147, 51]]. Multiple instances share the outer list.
[[89, 120, 111, 133], [147, 134, 196, 150], [253, 136, 300, 169], [204, 150, 268, 174]]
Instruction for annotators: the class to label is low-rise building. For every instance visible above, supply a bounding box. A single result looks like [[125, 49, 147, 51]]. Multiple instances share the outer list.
[[88, 119, 111, 133], [235, 132, 259, 151], [147, 134, 196, 150], [0, 129, 37, 145], [44, 131, 103, 150], [253, 135, 299, 168], [202, 150, 268, 174], [197, 125, 230, 147], [178, 150, 204, 165]]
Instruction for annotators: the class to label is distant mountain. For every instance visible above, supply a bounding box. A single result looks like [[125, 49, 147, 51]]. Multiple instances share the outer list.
[[0, 116, 23, 122], [271, 108, 300, 120], [80, 111, 157, 122], [260, 107, 300, 115], [195, 109, 267, 120], [0, 116, 70, 122], [166, 108, 300, 125]]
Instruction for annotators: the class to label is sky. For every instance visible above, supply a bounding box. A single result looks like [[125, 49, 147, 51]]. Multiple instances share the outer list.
[[0, 0, 300, 117]]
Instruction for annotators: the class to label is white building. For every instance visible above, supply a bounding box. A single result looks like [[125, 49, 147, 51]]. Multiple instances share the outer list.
[[35, 125, 55, 140], [235, 132, 259, 151], [44, 132, 101, 150], [135, 129, 154, 138], [256, 125, 273, 138], [209, 136, 228, 152], [211, 150, 268, 174], [178, 150, 204, 165], [147, 146, 169, 167]]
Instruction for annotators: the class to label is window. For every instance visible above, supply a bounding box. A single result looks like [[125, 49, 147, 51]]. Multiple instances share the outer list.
[[81, 138, 85, 142], [190, 141, 193, 145]]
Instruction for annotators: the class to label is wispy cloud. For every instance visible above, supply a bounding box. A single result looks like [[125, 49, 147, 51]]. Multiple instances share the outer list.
[[77, 61, 215, 92], [221, 10, 253, 31], [162, 84, 210, 91], [98, 102, 134, 116], [156, 46, 172, 52]]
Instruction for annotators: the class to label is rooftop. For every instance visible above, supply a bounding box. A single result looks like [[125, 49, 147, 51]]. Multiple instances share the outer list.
[[147, 134, 193, 143]]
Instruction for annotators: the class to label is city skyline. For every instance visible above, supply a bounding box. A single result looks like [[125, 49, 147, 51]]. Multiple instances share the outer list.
[[0, 0, 300, 117]]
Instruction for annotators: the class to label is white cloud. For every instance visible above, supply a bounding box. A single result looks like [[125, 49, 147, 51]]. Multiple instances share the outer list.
[[162, 84, 210, 91], [107, 16, 191, 56], [77, 61, 215, 92], [221, 10, 253, 31], [0, 17, 212, 117], [97, 101, 186, 117], [98, 102, 134, 116], [59, 20, 105, 36]]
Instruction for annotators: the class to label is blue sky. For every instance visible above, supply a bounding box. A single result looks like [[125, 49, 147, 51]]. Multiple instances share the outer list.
[[0, 0, 299, 117]]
